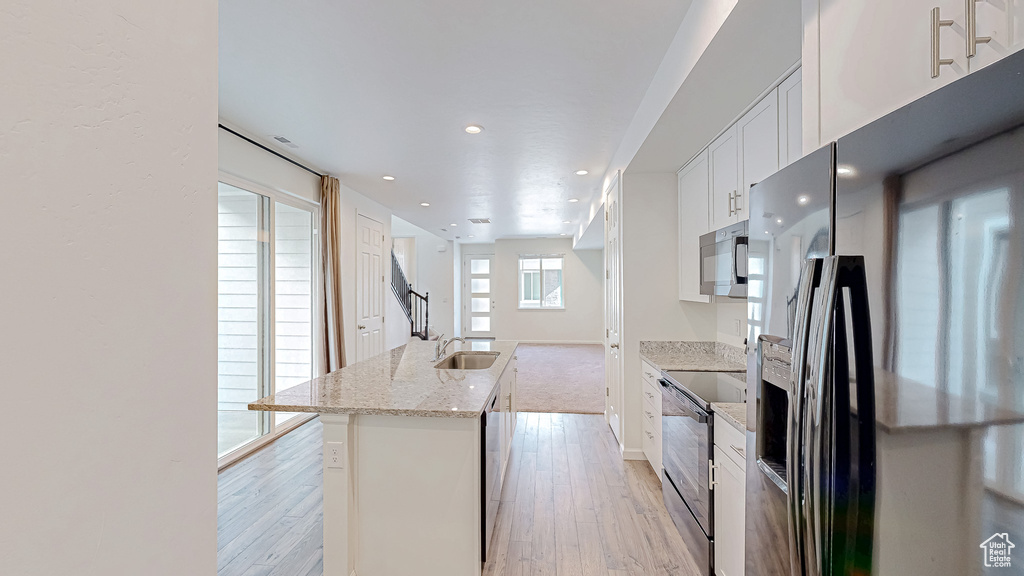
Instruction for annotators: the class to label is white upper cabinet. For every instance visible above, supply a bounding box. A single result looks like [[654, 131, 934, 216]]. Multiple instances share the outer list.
[[709, 125, 739, 231], [678, 150, 711, 303], [777, 69, 802, 168], [817, 0, 968, 143], [736, 91, 779, 222], [970, 0, 1024, 70], [816, 0, 1024, 145]]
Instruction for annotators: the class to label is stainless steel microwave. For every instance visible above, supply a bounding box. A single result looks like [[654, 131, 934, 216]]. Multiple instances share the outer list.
[[699, 221, 748, 298]]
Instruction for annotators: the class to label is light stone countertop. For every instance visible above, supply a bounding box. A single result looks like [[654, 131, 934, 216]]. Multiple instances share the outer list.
[[712, 402, 747, 433], [249, 340, 519, 418], [638, 341, 746, 372]]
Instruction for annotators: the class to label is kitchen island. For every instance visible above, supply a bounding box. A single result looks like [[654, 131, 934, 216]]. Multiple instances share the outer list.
[[249, 339, 519, 576]]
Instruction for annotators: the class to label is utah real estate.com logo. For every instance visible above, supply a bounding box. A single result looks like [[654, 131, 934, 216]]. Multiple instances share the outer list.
[[981, 533, 1015, 568]]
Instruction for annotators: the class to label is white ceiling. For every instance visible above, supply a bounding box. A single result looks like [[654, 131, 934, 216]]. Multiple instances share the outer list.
[[219, 0, 694, 243]]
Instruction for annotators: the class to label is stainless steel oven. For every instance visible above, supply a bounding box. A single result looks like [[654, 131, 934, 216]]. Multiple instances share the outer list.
[[699, 220, 748, 297], [660, 377, 713, 575]]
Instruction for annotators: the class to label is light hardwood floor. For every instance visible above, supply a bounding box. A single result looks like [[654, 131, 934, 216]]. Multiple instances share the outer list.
[[217, 413, 701, 576]]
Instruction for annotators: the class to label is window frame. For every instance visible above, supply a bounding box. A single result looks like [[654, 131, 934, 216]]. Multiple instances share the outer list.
[[216, 172, 323, 469], [517, 254, 566, 310]]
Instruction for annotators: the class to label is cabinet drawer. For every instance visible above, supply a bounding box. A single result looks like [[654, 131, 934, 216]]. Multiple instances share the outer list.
[[642, 418, 662, 476], [714, 416, 747, 470], [642, 378, 661, 408], [641, 359, 660, 382], [642, 394, 660, 434]]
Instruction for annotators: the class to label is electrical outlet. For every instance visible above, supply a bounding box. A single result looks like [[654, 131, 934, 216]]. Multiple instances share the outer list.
[[327, 441, 345, 469]]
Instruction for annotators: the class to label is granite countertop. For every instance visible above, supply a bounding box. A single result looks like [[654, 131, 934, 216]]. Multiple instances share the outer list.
[[639, 340, 746, 372], [248, 340, 519, 418], [712, 402, 747, 433]]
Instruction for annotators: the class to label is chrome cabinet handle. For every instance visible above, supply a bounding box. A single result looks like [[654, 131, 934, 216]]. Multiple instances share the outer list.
[[644, 410, 653, 418], [727, 190, 737, 216], [645, 391, 654, 400], [966, 0, 991, 57], [709, 460, 719, 489], [644, 371, 654, 378], [609, 343, 619, 349], [730, 444, 746, 459], [734, 189, 742, 215], [931, 7, 955, 78]]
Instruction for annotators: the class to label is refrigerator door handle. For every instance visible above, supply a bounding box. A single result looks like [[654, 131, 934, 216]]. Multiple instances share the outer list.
[[785, 258, 822, 576], [802, 258, 839, 576], [829, 256, 878, 576]]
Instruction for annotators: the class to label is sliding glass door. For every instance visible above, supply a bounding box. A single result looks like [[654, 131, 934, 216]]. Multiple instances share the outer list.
[[217, 181, 319, 459]]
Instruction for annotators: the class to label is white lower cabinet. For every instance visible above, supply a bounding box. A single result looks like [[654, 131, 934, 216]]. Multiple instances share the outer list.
[[640, 359, 663, 479], [713, 418, 746, 576]]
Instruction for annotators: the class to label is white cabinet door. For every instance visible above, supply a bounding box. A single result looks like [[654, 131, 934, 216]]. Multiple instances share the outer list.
[[714, 446, 746, 576], [777, 69, 802, 168], [709, 125, 739, 230], [970, 0, 1024, 71], [817, 0, 967, 143], [736, 91, 779, 222], [678, 150, 711, 303]]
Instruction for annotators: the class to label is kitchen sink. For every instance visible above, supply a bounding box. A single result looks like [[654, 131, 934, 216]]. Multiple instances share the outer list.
[[434, 351, 500, 370]]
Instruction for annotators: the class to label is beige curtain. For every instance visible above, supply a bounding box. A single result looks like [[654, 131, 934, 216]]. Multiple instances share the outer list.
[[321, 175, 347, 372]]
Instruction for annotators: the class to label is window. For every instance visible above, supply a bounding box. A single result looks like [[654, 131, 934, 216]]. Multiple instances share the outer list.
[[217, 180, 320, 460], [518, 255, 564, 309]]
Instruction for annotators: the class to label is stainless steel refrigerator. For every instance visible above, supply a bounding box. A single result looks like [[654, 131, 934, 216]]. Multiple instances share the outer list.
[[744, 48, 1024, 576]]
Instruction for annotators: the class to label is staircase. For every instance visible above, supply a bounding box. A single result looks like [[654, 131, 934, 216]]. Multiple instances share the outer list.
[[391, 251, 429, 340]]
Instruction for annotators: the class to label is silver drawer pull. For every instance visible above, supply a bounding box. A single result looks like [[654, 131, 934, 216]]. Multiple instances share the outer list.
[[645, 391, 653, 399], [646, 431, 654, 439], [644, 371, 654, 378], [645, 410, 653, 418], [730, 444, 746, 459]]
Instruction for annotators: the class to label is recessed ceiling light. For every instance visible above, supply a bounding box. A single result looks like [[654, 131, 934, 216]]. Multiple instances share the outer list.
[[837, 166, 854, 176], [776, 218, 783, 224], [468, 235, 475, 238], [568, 198, 579, 203], [798, 195, 809, 205], [575, 170, 588, 176], [382, 175, 395, 181], [450, 223, 457, 227], [562, 220, 571, 224], [420, 202, 430, 207], [560, 233, 567, 236], [465, 125, 483, 134]]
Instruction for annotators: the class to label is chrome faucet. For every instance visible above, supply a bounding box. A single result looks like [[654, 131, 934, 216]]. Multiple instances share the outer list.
[[434, 335, 466, 361]]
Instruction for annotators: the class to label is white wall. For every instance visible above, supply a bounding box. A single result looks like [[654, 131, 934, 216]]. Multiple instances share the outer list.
[[391, 216, 455, 341], [0, 1, 217, 574], [717, 301, 747, 348], [621, 172, 718, 454], [462, 240, 604, 343]]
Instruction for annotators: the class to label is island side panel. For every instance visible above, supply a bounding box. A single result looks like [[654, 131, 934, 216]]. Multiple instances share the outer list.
[[321, 414, 358, 576], [355, 414, 482, 576]]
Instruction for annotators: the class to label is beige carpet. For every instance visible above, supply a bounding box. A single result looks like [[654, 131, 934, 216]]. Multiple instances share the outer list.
[[514, 343, 605, 414]]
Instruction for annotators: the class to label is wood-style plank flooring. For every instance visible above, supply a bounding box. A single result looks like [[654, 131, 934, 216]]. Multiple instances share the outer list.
[[217, 413, 700, 576]]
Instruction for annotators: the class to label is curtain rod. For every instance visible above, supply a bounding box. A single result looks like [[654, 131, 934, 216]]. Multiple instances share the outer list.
[[218, 124, 325, 178]]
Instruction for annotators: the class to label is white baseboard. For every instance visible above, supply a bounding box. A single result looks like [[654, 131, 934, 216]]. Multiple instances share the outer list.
[[513, 340, 603, 345], [622, 448, 646, 461]]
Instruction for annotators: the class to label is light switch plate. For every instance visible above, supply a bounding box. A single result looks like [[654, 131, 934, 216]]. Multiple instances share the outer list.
[[326, 441, 345, 469]]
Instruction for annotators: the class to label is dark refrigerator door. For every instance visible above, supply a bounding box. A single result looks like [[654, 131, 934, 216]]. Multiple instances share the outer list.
[[834, 49, 1024, 575], [745, 143, 835, 576]]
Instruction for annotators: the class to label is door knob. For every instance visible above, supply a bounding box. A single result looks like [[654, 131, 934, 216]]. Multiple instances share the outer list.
[[357, 324, 366, 330]]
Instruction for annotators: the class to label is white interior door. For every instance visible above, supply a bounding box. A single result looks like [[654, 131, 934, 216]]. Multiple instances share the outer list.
[[463, 254, 494, 338], [605, 175, 622, 445], [356, 214, 384, 361]]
